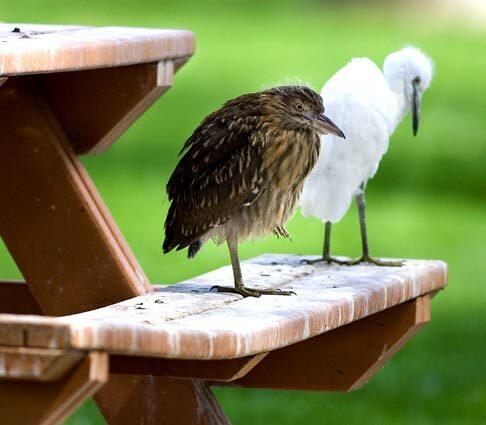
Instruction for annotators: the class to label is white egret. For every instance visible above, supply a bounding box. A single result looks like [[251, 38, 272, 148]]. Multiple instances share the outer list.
[[300, 46, 433, 266]]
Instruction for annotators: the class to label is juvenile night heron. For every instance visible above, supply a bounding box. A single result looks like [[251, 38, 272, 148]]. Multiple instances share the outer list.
[[163, 85, 345, 297], [300, 47, 433, 266]]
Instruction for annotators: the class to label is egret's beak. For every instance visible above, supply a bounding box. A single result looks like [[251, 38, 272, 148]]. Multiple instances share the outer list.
[[412, 79, 422, 136], [316, 114, 346, 139]]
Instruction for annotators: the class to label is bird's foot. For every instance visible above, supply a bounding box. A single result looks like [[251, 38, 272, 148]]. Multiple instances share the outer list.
[[300, 255, 353, 266], [345, 255, 405, 267], [210, 285, 296, 298], [273, 226, 292, 240]]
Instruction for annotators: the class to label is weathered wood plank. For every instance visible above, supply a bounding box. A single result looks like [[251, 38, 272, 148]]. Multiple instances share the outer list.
[[0, 255, 447, 359], [0, 347, 83, 382], [0, 351, 108, 425], [0, 24, 195, 76], [0, 315, 71, 348], [64, 255, 446, 359]]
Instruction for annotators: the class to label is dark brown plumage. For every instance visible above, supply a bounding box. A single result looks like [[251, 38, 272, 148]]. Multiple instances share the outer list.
[[163, 85, 345, 297]]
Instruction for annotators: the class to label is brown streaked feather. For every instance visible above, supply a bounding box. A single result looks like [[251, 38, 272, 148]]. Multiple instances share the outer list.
[[167, 94, 266, 200], [164, 113, 266, 253]]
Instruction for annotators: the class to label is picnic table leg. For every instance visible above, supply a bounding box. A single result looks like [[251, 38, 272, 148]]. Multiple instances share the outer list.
[[0, 76, 228, 423], [0, 351, 108, 425], [96, 376, 229, 425], [0, 76, 151, 314]]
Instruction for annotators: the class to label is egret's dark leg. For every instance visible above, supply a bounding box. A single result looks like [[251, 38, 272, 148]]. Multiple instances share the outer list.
[[350, 185, 403, 267], [357, 188, 370, 257], [323, 221, 331, 258], [302, 222, 352, 265], [211, 234, 295, 297]]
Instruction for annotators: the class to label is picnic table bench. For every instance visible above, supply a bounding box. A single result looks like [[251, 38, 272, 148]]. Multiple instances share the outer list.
[[0, 24, 447, 425]]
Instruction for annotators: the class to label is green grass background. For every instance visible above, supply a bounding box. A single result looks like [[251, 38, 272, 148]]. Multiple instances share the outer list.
[[0, 1, 485, 423]]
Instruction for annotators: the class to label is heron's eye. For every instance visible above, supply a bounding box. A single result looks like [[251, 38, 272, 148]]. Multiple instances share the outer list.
[[295, 103, 304, 111], [413, 76, 421, 84]]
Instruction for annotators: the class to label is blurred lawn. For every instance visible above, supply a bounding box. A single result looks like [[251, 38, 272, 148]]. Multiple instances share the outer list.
[[1, 1, 485, 424]]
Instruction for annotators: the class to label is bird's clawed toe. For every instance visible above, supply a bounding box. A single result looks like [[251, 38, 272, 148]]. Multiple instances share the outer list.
[[273, 226, 292, 240], [210, 285, 295, 297], [300, 258, 325, 265], [331, 258, 360, 266], [210, 285, 259, 297], [301, 256, 353, 266], [351, 256, 404, 267], [212, 285, 261, 297], [366, 257, 404, 267], [301, 256, 404, 267], [258, 288, 296, 296]]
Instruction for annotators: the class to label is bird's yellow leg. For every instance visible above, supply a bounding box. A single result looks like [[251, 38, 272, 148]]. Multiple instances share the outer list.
[[211, 234, 295, 297]]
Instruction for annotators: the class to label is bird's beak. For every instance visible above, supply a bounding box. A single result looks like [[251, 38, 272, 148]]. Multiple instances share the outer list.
[[316, 113, 346, 139], [412, 79, 422, 136]]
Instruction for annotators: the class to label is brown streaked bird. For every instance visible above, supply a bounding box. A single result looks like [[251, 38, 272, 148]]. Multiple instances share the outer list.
[[163, 85, 345, 297]]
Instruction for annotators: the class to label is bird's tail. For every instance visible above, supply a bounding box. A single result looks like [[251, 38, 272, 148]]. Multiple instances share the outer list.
[[162, 237, 174, 254], [187, 240, 202, 259]]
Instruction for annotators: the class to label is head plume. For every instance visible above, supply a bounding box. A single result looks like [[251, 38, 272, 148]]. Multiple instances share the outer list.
[[383, 46, 434, 93]]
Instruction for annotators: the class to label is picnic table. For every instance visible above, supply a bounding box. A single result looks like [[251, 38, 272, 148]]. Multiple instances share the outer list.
[[0, 24, 447, 425]]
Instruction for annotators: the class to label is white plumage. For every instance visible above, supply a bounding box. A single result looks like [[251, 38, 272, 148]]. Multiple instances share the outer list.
[[300, 46, 433, 263]]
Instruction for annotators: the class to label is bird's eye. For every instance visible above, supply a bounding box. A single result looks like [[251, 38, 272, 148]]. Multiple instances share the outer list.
[[296, 103, 304, 111], [413, 76, 421, 84]]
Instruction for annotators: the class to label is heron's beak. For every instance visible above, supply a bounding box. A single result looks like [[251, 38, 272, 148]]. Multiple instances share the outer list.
[[412, 79, 422, 136], [316, 114, 346, 139]]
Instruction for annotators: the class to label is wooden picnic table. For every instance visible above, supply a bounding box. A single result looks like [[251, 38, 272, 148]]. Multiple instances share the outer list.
[[0, 24, 447, 425]]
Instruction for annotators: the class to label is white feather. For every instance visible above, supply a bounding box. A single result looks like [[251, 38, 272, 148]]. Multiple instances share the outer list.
[[300, 47, 433, 223]]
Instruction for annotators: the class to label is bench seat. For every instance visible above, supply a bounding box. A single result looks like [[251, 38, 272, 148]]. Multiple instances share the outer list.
[[0, 254, 447, 360]]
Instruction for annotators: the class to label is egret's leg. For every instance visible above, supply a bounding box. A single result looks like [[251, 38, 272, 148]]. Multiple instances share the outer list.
[[302, 222, 353, 265], [211, 234, 295, 297], [351, 187, 403, 267], [323, 221, 331, 258]]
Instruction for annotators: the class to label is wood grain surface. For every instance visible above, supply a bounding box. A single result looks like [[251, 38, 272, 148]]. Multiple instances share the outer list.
[[0, 255, 447, 360], [0, 351, 108, 425], [0, 24, 195, 76]]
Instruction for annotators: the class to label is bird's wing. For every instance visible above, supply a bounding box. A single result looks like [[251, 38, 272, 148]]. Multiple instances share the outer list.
[[320, 57, 395, 165], [322, 58, 386, 99], [163, 119, 265, 253], [300, 58, 393, 223]]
